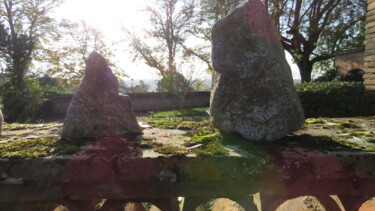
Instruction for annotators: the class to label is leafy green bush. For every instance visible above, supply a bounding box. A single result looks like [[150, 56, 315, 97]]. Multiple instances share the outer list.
[[315, 69, 364, 82], [2, 78, 45, 122], [314, 69, 338, 82], [296, 81, 372, 118], [334, 71, 364, 82], [42, 86, 75, 94]]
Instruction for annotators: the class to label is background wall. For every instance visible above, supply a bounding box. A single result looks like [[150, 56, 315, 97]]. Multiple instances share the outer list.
[[43, 92, 210, 119], [365, 0, 375, 111], [335, 48, 364, 74]]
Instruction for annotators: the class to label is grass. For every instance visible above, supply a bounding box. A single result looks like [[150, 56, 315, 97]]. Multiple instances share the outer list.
[[150, 107, 209, 118]]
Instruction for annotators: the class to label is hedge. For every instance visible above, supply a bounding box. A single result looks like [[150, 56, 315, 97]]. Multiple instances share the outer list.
[[314, 69, 364, 83], [296, 81, 372, 118]]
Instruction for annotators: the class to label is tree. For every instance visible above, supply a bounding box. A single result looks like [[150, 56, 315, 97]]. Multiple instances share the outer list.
[[0, 0, 61, 121], [125, 0, 194, 73], [266, 0, 366, 82], [133, 80, 150, 93], [124, 0, 209, 107], [175, 0, 240, 73], [0, 0, 61, 90], [196, 0, 239, 36], [43, 20, 120, 86], [197, 0, 366, 82], [0, 21, 8, 73], [124, 0, 202, 91]]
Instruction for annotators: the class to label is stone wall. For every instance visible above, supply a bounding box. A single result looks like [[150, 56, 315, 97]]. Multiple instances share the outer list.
[[335, 48, 364, 74], [365, 0, 375, 110], [1, 148, 375, 210], [44, 92, 210, 117]]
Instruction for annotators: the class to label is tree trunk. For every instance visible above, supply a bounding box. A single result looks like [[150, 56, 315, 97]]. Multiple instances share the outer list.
[[297, 54, 313, 82], [299, 66, 312, 82]]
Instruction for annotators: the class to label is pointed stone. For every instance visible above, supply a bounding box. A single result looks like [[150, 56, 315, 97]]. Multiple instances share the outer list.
[[61, 52, 141, 140], [210, 0, 305, 141]]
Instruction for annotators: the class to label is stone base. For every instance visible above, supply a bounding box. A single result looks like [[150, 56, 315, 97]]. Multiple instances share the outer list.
[[1, 139, 375, 210]]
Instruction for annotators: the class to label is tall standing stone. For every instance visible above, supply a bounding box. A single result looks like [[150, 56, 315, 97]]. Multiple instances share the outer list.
[[61, 52, 141, 140], [210, 0, 305, 141]]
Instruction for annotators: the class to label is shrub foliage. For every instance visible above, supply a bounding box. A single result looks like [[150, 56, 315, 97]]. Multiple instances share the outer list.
[[296, 81, 372, 118], [2, 79, 45, 122], [314, 69, 364, 82]]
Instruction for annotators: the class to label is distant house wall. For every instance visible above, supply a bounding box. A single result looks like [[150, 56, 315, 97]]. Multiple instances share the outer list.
[[335, 48, 364, 74], [365, 0, 375, 111], [44, 92, 210, 118]]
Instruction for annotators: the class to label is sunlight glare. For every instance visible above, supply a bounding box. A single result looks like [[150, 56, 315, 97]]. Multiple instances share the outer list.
[[54, 0, 156, 80], [55, 0, 146, 39], [54, 1, 300, 82]]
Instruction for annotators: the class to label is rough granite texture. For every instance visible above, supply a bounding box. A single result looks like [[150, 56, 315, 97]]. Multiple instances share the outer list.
[[61, 52, 141, 140], [0, 109, 3, 136], [210, 0, 305, 141]]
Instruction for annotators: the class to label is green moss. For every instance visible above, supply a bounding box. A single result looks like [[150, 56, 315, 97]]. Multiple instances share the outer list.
[[3, 123, 28, 131], [365, 137, 375, 143], [338, 122, 360, 129], [194, 142, 229, 156], [140, 140, 163, 148], [187, 125, 218, 137], [147, 120, 180, 129], [148, 115, 375, 155], [142, 202, 152, 211], [0, 136, 83, 158], [305, 119, 325, 124], [34, 123, 62, 131], [147, 120, 213, 131], [146, 108, 209, 128], [154, 145, 188, 156], [183, 139, 203, 147], [55, 143, 81, 155], [193, 133, 222, 144], [364, 145, 375, 151], [179, 122, 230, 156], [221, 132, 265, 156], [0, 137, 57, 158], [3, 123, 62, 131]]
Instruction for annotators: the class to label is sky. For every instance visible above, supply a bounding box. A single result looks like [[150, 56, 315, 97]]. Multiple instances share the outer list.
[[53, 0, 160, 80], [53, 0, 301, 81]]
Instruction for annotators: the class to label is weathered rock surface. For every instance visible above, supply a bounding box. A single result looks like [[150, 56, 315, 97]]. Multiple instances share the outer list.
[[210, 0, 305, 141], [0, 109, 3, 136], [61, 52, 141, 140]]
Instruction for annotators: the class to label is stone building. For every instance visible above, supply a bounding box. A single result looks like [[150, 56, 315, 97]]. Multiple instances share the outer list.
[[335, 48, 364, 74], [365, 0, 375, 110]]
